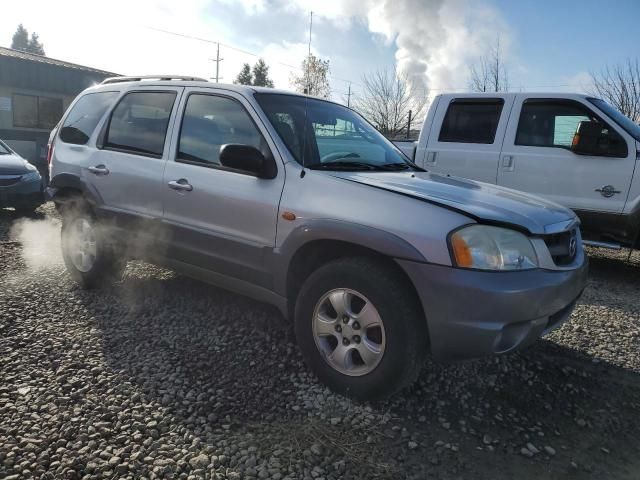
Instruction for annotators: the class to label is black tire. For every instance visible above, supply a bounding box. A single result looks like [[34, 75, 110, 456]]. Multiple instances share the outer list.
[[294, 257, 427, 401], [60, 200, 126, 289]]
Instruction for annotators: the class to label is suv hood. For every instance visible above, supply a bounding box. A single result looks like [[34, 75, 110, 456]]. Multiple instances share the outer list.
[[0, 153, 30, 175], [329, 171, 577, 235]]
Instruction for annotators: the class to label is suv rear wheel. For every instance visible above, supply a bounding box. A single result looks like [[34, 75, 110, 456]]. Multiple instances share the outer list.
[[294, 257, 427, 400], [61, 202, 126, 288]]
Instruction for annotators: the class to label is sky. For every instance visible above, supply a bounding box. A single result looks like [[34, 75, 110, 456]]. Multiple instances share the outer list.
[[1, 0, 638, 103]]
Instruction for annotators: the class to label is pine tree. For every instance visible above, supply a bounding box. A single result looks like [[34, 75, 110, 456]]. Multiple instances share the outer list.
[[252, 59, 274, 88], [11, 24, 29, 52], [27, 32, 45, 56], [235, 64, 253, 85]]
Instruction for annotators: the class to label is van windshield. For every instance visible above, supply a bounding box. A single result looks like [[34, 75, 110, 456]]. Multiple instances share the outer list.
[[588, 97, 640, 142], [255, 93, 417, 171]]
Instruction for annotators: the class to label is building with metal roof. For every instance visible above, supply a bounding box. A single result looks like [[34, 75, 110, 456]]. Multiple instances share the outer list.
[[0, 46, 116, 175]]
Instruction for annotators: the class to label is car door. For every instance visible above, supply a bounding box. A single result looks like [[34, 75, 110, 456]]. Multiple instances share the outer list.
[[497, 96, 636, 214], [423, 95, 514, 183], [83, 87, 183, 228], [161, 88, 285, 289]]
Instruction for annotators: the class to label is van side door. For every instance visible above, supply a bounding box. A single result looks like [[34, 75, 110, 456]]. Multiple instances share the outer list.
[[497, 96, 636, 217], [161, 88, 285, 290], [422, 95, 514, 183]]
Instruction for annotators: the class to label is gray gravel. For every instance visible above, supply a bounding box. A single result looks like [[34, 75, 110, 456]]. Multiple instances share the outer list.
[[1, 204, 640, 479]]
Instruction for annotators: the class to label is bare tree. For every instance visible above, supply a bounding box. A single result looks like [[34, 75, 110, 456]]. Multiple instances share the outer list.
[[589, 58, 640, 123], [469, 36, 509, 93], [352, 68, 428, 138], [290, 54, 331, 98]]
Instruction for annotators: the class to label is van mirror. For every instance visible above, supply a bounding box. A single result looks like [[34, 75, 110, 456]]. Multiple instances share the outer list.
[[571, 121, 628, 157], [219, 144, 275, 178]]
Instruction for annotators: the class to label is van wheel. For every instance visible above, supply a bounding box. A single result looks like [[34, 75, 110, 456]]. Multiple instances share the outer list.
[[294, 257, 426, 400], [61, 204, 126, 288]]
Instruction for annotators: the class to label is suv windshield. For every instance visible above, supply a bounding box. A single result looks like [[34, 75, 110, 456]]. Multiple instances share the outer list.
[[255, 93, 417, 171], [588, 97, 640, 142]]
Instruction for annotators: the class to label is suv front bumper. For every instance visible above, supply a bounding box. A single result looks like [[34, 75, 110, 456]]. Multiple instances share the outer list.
[[398, 258, 588, 361]]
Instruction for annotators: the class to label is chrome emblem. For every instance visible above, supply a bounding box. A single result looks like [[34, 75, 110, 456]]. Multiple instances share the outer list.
[[569, 235, 577, 258]]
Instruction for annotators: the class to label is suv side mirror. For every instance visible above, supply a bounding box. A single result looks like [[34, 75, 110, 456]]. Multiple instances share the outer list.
[[571, 121, 628, 157], [219, 144, 276, 178]]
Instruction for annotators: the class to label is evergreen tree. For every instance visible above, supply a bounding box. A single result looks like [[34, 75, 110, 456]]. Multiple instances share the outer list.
[[252, 59, 274, 88], [235, 63, 253, 85], [11, 24, 29, 52], [27, 32, 45, 56]]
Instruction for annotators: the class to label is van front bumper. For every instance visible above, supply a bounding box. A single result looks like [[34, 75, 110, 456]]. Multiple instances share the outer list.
[[398, 258, 589, 361]]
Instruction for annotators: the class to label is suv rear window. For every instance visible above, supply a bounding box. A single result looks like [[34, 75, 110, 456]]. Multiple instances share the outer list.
[[438, 99, 504, 144], [59, 91, 118, 145], [105, 91, 177, 157]]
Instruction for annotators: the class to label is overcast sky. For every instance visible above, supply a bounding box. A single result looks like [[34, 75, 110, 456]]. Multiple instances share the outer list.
[[2, 0, 638, 103]]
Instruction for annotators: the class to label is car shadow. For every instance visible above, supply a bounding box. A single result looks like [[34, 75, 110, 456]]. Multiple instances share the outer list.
[[74, 265, 640, 479]]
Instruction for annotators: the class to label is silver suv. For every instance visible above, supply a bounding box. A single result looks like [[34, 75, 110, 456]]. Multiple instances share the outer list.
[[49, 76, 588, 399]]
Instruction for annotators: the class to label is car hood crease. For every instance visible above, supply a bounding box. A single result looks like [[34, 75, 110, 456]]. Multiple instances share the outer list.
[[328, 171, 577, 235]]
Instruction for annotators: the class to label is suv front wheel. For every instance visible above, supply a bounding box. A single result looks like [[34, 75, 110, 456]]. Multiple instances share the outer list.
[[294, 257, 427, 400], [61, 203, 126, 288]]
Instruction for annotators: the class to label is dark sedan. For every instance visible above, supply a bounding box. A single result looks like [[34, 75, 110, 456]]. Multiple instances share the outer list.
[[0, 139, 44, 214]]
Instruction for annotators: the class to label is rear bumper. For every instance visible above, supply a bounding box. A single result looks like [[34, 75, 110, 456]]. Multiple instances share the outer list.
[[398, 258, 589, 361], [0, 179, 45, 208]]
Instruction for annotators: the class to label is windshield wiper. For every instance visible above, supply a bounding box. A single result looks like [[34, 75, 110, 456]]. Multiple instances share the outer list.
[[378, 162, 411, 171], [305, 160, 388, 171]]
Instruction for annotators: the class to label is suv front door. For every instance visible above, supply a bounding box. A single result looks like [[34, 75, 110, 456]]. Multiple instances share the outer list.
[[498, 97, 635, 214], [161, 88, 285, 289]]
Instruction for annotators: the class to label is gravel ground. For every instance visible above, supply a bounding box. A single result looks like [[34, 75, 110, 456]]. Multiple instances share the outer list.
[[1, 204, 640, 480]]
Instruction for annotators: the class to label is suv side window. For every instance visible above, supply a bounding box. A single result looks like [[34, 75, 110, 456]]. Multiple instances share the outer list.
[[105, 91, 177, 157], [177, 94, 265, 167], [515, 99, 627, 156], [438, 99, 504, 144], [59, 91, 118, 145]]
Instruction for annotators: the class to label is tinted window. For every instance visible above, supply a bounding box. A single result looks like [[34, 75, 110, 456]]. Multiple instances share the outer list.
[[13, 94, 38, 128], [516, 100, 627, 154], [13, 94, 63, 129], [588, 97, 640, 142], [0, 140, 11, 155], [178, 94, 264, 166], [106, 91, 176, 157], [439, 99, 504, 144], [60, 91, 118, 145]]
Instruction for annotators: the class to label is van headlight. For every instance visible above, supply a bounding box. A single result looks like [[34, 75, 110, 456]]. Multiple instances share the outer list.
[[21, 171, 41, 183], [449, 225, 538, 271]]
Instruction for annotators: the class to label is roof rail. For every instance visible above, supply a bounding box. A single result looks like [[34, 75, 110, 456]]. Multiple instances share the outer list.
[[101, 75, 208, 85]]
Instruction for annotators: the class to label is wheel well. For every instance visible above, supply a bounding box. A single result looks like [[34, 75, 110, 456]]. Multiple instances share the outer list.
[[51, 187, 84, 211], [285, 240, 426, 324]]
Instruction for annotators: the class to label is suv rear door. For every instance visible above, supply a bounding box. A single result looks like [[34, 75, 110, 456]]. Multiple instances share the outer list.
[[497, 95, 636, 214], [85, 86, 183, 228], [423, 95, 514, 183], [161, 87, 285, 289]]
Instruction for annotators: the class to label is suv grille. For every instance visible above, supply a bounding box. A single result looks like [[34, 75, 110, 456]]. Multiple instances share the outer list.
[[543, 228, 578, 266], [0, 176, 21, 187]]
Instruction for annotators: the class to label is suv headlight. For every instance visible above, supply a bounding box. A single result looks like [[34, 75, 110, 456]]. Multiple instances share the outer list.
[[21, 171, 41, 183], [449, 225, 538, 271]]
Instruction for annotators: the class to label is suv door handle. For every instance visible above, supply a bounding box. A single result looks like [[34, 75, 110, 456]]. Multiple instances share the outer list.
[[88, 165, 109, 175], [168, 179, 193, 192], [426, 151, 437, 164], [502, 155, 514, 170]]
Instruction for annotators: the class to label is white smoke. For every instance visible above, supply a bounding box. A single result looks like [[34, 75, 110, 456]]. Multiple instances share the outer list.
[[293, 0, 513, 95], [9, 218, 64, 271]]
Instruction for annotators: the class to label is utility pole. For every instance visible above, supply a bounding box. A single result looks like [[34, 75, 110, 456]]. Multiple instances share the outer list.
[[346, 83, 352, 108], [406, 109, 412, 139], [211, 42, 223, 83]]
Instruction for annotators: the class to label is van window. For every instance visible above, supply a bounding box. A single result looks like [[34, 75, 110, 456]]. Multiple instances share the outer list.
[[177, 94, 265, 167], [59, 91, 118, 145], [438, 99, 504, 144], [516, 99, 627, 155], [105, 91, 177, 157]]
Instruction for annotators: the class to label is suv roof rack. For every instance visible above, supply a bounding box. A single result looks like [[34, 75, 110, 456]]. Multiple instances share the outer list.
[[101, 75, 208, 85]]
